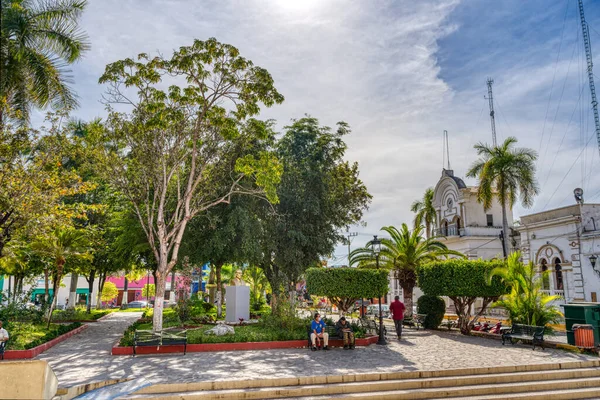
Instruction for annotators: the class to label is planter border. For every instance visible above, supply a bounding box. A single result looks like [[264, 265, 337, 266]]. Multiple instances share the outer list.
[[3, 324, 88, 360], [112, 335, 378, 356], [50, 310, 115, 324]]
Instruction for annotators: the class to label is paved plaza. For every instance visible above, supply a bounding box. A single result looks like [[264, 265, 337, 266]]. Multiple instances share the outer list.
[[33, 312, 597, 388]]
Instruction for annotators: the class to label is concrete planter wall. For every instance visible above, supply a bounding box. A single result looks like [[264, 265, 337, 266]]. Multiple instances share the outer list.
[[3, 324, 88, 360], [111, 335, 379, 356]]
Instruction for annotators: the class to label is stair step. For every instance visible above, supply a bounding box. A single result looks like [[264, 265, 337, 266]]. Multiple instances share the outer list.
[[124, 375, 600, 400], [132, 360, 600, 396], [274, 378, 600, 400], [431, 387, 600, 400]]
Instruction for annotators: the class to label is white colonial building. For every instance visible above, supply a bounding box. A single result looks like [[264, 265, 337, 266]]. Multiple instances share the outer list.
[[518, 203, 600, 305], [432, 169, 511, 259]]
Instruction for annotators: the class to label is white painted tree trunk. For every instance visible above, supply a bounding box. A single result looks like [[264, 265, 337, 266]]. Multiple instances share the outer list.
[[67, 273, 78, 309], [152, 272, 166, 332]]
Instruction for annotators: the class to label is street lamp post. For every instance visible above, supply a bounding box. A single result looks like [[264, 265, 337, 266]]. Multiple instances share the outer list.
[[372, 235, 387, 345]]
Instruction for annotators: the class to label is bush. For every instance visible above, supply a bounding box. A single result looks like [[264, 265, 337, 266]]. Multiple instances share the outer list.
[[417, 259, 509, 334], [25, 322, 82, 349], [417, 295, 445, 329], [305, 268, 389, 314]]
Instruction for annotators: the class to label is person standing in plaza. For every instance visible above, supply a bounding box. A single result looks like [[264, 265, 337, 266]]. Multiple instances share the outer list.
[[389, 296, 405, 340], [0, 320, 9, 348]]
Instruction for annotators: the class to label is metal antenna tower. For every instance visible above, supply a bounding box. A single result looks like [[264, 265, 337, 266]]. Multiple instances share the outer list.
[[486, 78, 498, 146], [443, 130, 451, 170], [578, 0, 600, 157]]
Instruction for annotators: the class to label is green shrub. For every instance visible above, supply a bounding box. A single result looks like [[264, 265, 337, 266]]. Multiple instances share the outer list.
[[417, 259, 509, 334], [417, 295, 446, 329], [306, 268, 389, 314], [25, 322, 82, 349]]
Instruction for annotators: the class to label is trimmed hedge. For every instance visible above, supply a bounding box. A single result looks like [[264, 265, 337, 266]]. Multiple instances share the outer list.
[[306, 268, 389, 313], [417, 295, 445, 329], [417, 259, 508, 297]]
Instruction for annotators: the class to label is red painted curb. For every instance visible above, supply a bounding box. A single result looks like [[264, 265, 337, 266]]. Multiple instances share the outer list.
[[3, 324, 89, 360], [111, 335, 379, 356]]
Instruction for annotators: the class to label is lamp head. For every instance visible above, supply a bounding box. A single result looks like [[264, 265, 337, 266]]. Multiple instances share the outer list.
[[574, 188, 584, 204], [372, 235, 382, 256]]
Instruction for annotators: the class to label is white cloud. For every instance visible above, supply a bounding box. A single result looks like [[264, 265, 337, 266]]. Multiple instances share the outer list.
[[63, 0, 599, 262]]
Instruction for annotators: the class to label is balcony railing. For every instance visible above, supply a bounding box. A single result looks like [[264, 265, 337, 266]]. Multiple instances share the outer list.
[[541, 289, 565, 299], [434, 225, 503, 237]]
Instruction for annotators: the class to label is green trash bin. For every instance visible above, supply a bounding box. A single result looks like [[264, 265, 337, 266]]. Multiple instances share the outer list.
[[562, 303, 600, 347]]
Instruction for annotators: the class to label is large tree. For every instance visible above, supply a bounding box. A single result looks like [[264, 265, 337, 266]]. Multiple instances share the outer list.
[[350, 224, 463, 317], [0, 0, 90, 125], [466, 137, 538, 257], [257, 117, 371, 309], [95, 38, 283, 331], [410, 188, 436, 239]]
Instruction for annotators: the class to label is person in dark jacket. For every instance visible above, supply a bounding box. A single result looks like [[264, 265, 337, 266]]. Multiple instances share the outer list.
[[335, 316, 355, 349]]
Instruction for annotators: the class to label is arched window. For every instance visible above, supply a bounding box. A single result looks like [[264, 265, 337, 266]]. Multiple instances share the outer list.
[[540, 259, 550, 290], [554, 258, 564, 291]]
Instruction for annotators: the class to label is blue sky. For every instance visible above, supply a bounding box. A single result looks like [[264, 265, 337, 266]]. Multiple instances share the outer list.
[[38, 0, 600, 263]]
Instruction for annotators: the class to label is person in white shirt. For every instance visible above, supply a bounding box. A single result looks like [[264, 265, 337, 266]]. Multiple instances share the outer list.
[[0, 320, 9, 344]]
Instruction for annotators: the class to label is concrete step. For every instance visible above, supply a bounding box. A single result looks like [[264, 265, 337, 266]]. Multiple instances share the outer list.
[[429, 387, 600, 400], [275, 378, 600, 400], [123, 370, 600, 400], [131, 360, 600, 396]]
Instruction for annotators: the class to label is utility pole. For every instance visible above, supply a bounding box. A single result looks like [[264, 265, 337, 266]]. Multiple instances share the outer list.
[[346, 232, 358, 266], [486, 78, 498, 147], [578, 0, 600, 157]]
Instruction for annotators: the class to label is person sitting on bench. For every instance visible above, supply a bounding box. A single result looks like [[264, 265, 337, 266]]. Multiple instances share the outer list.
[[311, 313, 329, 351], [335, 316, 355, 350]]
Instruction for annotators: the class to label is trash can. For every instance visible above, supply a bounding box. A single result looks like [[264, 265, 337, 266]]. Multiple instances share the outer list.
[[573, 324, 595, 348], [562, 303, 600, 347]]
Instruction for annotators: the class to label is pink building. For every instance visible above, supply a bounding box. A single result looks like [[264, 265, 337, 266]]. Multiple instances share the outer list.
[[106, 274, 184, 306]]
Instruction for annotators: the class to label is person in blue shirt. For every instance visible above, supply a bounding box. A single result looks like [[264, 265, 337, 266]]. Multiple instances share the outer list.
[[310, 313, 329, 351]]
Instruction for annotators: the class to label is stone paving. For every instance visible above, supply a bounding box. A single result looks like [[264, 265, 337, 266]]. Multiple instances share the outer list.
[[34, 313, 597, 388]]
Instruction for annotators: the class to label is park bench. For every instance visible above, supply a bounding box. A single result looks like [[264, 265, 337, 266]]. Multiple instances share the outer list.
[[0, 340, 6, 360], [306, 325, 341, 349], [358, 317, 387, 337], [134, 329, 187, 356], [403, 313, 428, 330], [501, 324, 545, 350]]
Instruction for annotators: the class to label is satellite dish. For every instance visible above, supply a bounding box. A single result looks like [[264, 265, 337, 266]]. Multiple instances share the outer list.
[[574, 188, 584, 204]]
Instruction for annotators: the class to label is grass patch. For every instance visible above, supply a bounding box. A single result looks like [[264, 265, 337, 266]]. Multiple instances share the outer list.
[[5, 321, 82, 350], [52, 308, 112, 321], [187, 324, 306, 344]]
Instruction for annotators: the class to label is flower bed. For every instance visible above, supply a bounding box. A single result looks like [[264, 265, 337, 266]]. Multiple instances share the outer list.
[[112, 334, 378, 355], [3, 323, 87, 359]]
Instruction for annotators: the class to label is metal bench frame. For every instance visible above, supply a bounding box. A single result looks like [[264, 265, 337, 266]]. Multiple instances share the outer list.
[[306, 325, 342, 348], [502, 323, 545, 350], [134, 329, 187, 356]]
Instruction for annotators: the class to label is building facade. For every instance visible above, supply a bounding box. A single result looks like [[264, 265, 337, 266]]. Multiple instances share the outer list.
[[432, 169, 511, 259], [518, 203, 600, 305]]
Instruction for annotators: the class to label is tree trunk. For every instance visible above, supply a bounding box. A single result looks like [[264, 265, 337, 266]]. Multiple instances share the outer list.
[[67, 273, 78, 309], [208, 267, 215, 304], [216, 263, 223, 318], [47, 261, 65, 328], [170, 270, 176, 301], [86, 269, 96, 313], [401, 283, 414, 318], [43, 268, 49, 305], [152, 270, 166, 332], [500, 199, 509, 258], [96, 272, 106, 309], [122, 277, 129, 306], [425, 221, 431, 239]]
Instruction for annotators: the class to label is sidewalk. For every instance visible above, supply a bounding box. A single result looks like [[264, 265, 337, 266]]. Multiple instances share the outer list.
[[35, 314, 596, 388]]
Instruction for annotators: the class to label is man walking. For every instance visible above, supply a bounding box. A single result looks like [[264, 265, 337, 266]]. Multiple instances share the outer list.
[[389, 296, 405, 340]]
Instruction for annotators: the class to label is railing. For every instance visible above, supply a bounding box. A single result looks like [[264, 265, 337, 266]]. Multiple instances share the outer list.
[[434, 225, 503, 237]]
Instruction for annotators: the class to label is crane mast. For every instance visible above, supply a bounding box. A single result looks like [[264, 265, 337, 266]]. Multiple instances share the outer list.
[[578, 0, 600, 156]]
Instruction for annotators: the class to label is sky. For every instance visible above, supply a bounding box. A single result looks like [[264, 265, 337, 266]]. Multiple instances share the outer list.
[[41, 0, 600, 264]]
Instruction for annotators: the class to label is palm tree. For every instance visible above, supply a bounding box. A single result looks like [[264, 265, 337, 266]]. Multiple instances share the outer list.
[[466, 137, 538, 257], [410, 188, 436, 238], [487, 252, 562, 327], [350, 224, 464, 317], [32, 226, 91, 326], [1, 0, 90, 125]]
